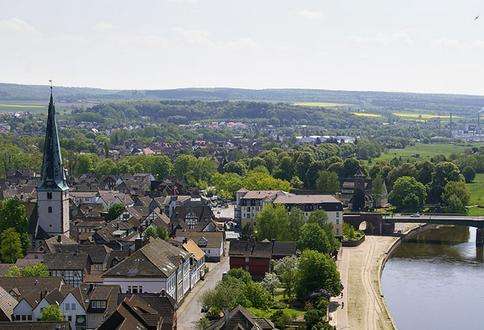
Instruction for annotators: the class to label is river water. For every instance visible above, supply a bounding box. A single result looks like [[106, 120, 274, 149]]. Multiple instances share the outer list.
[[381, 226, 484, 330]]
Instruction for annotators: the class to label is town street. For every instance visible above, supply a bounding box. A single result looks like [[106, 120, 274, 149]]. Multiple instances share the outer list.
[[177, 248, 230, 329]]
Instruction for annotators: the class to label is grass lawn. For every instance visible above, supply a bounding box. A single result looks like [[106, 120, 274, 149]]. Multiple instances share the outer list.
[[392, 112, 460, 121], [294, 101, 350, 108], [467, 173, 484, 216], [352, 112, 382, 118], [374, 143, 482, 162], [248, 307, 305, 319], [0, 102, 45, 113]]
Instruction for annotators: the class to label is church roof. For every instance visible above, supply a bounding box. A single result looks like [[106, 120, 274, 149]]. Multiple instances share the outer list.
[[38, 90, 68, 191]]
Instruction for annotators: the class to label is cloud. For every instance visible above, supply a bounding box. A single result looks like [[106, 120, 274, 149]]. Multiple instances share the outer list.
[[167, 0, 199, 3], [434, 38, 484, 50], [0, 18, 40, 35], [297, 9, 323, 20], [350, 32, 414, 47], [225, 37, 257, 49], [172, 27, 214, 46], [93, 21, 115, 32]]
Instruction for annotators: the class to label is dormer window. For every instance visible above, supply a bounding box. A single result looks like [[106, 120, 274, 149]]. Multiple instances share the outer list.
[[47, 192, 52, 200]]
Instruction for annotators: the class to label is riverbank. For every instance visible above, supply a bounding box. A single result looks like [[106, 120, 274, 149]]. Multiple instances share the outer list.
[[330, 223, 423, 330]]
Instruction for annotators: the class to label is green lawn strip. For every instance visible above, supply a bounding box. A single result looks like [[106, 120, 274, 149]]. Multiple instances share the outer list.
[[467, 173, 484, 216]]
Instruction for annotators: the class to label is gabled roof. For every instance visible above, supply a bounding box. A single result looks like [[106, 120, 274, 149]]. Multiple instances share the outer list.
[[103, 238, 190, 278], [182, 239, 205, 261], [208, 305, 275, 329], [0, 286, 17, 321], [43, 251, 91, 270]]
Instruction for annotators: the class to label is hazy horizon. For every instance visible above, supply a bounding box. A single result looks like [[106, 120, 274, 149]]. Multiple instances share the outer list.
[[1, 0, 484, 95]]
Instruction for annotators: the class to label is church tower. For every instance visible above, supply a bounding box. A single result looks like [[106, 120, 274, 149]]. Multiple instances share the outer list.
[[36, 88, 70, 236]]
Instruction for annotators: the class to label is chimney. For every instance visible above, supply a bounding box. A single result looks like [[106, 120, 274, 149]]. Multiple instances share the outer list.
[[135, 238, 143, 251]]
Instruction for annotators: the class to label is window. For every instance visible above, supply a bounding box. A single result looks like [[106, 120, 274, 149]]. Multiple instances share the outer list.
[[71, 303, 76, 310], [128, 285, 143, 293], [48, 206, 52, 213], [47, 192, 52, 199], [65, 303, 70, 310], [68, 316, 72, 321]]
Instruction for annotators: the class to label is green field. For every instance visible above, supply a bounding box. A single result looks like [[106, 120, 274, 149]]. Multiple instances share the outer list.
[[0, 102, 45, 113], [393, 112, 460, 121], [467, 173, 484, 216], [352, 112, 382, 118], [374, 143, 481, 162], [294, 101, 350, 108]]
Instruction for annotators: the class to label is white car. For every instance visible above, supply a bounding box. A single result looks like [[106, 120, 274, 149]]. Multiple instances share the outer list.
[[410, 213, 421, 218]]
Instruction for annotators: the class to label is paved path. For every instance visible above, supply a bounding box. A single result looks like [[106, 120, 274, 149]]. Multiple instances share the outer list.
[[330, 223, 420, 330], [177, 253, 230, 329]]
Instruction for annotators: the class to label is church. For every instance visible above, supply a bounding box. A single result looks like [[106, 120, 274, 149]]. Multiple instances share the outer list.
[[33, 89, 70, 239]]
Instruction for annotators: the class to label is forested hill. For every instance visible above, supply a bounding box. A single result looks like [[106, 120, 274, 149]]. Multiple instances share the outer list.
[[2, 83, 484, 114]]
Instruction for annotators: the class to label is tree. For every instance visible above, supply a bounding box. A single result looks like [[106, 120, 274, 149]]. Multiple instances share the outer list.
[[151, 155, 173, 180], [273, 256, 299, 302], [288, 208, 305, 241], [298, 223, 332, 254], [462, 166, 476, 183], [316, 171, 340, 194], [106, 203, 125, 221], [371, 175, 386, 208], [307, 210, 328, 227], [262, 272, 280, 296], [40, 304, 64, 321], [0, 198, 29, 235], [0, 228, 23, 263], [144, 225, 169, 240], [226, 268, 252, 285], [5, 263, 49, 277], [339, 158, 361, 179], [271, 309, 293, 329], [388, 176, 427, 212], [196, 317, 211, 330], [428, 162, 462, 203], [223, 161, 247, 176], [296, 250, 342, 299], [442, 181, 470, 213], [255, 204, 290, 241]]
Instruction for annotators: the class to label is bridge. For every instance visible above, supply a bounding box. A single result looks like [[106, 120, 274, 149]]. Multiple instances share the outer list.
[[344, 213, 484, 246]]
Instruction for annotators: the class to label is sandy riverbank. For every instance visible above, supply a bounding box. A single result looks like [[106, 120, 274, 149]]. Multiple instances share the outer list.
[[330, 223, 422, 330]]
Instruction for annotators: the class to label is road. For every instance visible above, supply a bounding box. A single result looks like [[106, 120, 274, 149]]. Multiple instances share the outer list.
[[177, 251, 230, 329], [330, 223, 420, 330]]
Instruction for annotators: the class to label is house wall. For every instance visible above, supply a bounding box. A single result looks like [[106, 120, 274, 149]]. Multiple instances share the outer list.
[[102, 277, 168, 294], [32, 299, 49, 321], [62, 292, 87, 330], [12, 299, 33, 321], [230, 256, 270, 280]]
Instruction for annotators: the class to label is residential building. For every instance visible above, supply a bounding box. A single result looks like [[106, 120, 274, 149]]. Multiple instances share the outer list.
[[102, 238, 191, 303], [229, 240, 297, 280], [175, 231, 225, 262], [273, 194, 344, 237], [43, 252, 92, 287]]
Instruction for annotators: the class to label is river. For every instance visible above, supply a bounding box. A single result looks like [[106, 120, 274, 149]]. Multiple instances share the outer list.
[[381, 226, 484, 330]]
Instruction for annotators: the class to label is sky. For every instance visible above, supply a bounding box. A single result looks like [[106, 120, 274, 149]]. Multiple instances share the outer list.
[[1, 0, 484, 94]]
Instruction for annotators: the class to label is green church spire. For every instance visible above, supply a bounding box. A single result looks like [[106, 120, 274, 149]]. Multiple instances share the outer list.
[[38, 86, 68, 191]]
